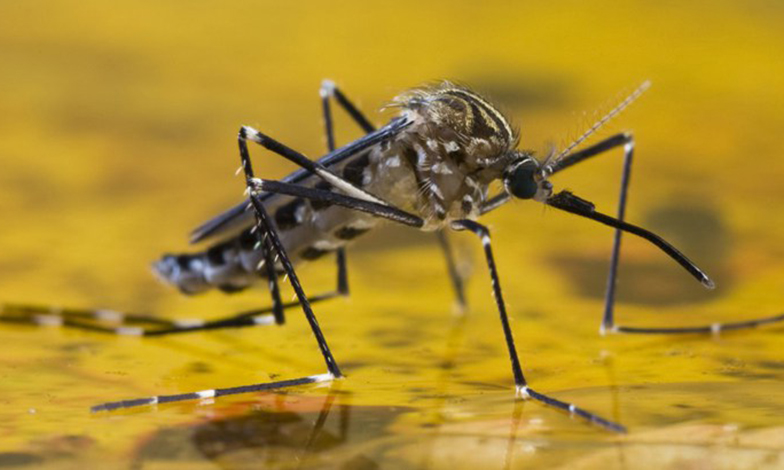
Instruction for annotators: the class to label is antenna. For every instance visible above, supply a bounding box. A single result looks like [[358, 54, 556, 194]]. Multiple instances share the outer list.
[[546, 80, 651, 169]]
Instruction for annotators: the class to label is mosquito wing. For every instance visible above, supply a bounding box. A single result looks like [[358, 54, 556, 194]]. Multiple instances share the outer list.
[[189, 117, 412, 244]]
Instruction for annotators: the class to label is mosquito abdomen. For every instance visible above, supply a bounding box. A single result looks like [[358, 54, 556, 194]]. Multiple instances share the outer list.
[[154, 205, 380, 295]]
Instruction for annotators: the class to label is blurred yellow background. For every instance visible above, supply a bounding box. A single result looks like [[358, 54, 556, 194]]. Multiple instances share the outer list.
[[1, 1, 784, 468]]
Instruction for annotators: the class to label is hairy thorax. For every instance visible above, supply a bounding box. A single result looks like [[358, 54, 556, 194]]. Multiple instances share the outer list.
[[367, 82, 519, 229]]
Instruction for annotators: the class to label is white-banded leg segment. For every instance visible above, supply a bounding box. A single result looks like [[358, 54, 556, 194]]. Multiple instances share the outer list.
[[522, 386, 626, 433], [613, 313, 784, 335], [256, 227, 286, 325], [0, 293, 341, 337], [547, 134, 784, 336], [239, 126, 390, 206], [320, 79, 376, 134], [102, 125, 430, 413], [91, 373, 336, 412], [450, 219, 625, 433], [239, 133, 344, 378], [250, 178, 425, 228], [90, 126, 434, 413]]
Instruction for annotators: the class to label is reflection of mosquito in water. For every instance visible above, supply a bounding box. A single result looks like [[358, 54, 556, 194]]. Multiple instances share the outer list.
[[132, 384, 360, 468], [3, 80, 784, 433]]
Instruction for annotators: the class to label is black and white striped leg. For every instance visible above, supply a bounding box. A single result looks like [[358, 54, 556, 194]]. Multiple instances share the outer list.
[[92, 373, 335, 412], [450, 219, 625, 433], [553, 134, 784, 336], [93, 138, 364, 412], [249, 178, 424, 229], [257, 226, 286, 325], [547, 192, 784, 334], [0, 293, 342, 337], [239, 137, 343, 379], [239, 126, 392, 208], [614, 313, 784, 335], [320, 79, 375, 136]]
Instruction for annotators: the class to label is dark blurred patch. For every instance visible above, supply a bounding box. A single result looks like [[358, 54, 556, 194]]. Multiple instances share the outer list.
[[548, 203, 731, 306], [453, 68, 571, 110], [367, 325, 426, 349], [186, 361, 213, 374], [718, 369, 778, 380], [134, 403, 404, 468], [758, 360, 784, 370], [0, 435, 95, 468], [0, 453, 43, 467]]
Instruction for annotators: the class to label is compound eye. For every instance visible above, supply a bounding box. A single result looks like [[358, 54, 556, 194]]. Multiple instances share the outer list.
[[506, 162, 539, 199]]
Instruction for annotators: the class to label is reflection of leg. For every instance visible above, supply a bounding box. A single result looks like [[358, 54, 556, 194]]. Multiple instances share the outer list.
[[302, 382, 342, 456], [436, 229, 467, 309], [451, 219, 626, 433], [504, 401, 527, 470]]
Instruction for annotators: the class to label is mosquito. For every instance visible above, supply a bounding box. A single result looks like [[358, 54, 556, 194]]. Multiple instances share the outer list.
[[3, 80, 783, 433]]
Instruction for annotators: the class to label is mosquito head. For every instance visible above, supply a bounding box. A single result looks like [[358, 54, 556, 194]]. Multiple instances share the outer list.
[[503, 152, 553, 202]]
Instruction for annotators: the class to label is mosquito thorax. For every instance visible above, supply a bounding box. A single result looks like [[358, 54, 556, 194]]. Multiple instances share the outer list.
[[387, 82, 522, 225]]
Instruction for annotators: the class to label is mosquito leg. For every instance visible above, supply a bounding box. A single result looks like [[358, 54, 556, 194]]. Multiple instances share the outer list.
[[436, 229, 467, 309], [239, 135, 342, 378], [258, 225, 286, 325], [548, 133, 632, 174], [240, 126, 390, 206], [321, 80, 375, 134], [538, 133, 637, 333], [0, 293, 342, 337], [601, 134, 633, 334], [450, 219, 625, 433], [94, 131, 362, 412], [92, 373, 336, 412], [614, 314, 784, 335], [249, 200, 341, 381], [91, 89, 394, 337], [249, 178, 424, 228], [187, 117, 413, 244], [321, 80, 362, 297], [547, 191, 784, 334], [551, 133, 784, 335]]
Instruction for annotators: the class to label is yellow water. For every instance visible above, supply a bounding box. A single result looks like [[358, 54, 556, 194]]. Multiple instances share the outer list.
[[1, 1, 784, 468]]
